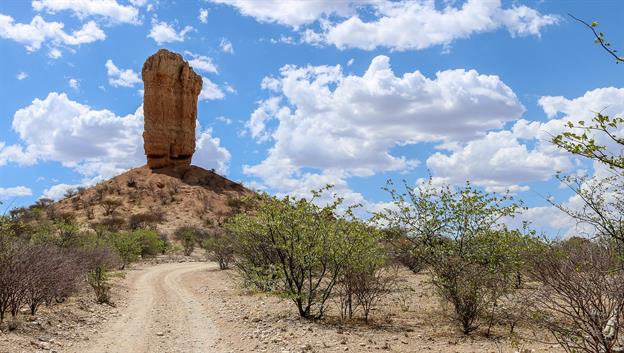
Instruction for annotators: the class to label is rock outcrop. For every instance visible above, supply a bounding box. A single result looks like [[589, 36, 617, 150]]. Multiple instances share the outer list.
[[142, 49, 203, 169]]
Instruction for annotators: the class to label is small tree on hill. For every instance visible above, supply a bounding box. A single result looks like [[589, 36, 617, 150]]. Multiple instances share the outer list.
[[101, 198, 123, 217]]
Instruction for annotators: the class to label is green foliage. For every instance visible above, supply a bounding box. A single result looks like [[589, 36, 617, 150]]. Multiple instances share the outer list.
[[132, 229, 165, 257], [550, 111, 623, 246], [552, 112, 624, 173], [336, 220, 389, 323], [108, 232, 142, 268], [380, 178, 528, 334], [87, 265, 112, 304], [226, 187, 385, 320], [201, 230, 234, 270], [570, 14, 624, 63], [174, 226, 205, 256]]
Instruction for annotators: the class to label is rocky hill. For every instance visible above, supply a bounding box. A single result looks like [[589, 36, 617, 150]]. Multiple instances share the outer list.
[[50, 50, 251, 236], [52, 165, 250, 235]]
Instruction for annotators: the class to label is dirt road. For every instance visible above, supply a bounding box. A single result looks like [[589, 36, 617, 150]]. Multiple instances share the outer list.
[[69, 262, 221, 353]]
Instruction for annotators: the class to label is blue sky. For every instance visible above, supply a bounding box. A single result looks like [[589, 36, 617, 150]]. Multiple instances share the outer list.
[[0, 0, 623, 236]]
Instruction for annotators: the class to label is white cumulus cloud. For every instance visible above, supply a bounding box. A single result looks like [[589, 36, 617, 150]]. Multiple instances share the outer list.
[[193, 129, 231, 174], [69, 78, 80, 90], [213, 0, 558, 51], [185, 51, 218, 74], [0, 92, 231, 182], [220, 38, 234, 54], [199, 8, 209, 23], [0, 14, 105, 52], [426, 124, 572, 193], [245, 55, 524, 189], [105, 59, 142, 87], [32, 0, 140, 25], [148, 19, 192, 44], [199, 77, 225, 100], [0, 186, 32, 200]]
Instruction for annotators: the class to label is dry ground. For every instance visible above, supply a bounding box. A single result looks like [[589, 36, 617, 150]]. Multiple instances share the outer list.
[[0, 258, 563, 353]]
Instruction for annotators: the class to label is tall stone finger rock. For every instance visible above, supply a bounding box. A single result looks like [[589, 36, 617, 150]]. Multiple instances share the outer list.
[[142, 49, 203, 169]]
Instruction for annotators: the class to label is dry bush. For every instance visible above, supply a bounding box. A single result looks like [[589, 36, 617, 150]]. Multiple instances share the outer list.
[[92, 217, 126, 233], [101, 198, 123, 216], [0, 240, 83, 322], [78, 246, 120, 304], [352, 267, 396, 324], [126, 177, 137, 188], [128, 210, 164, 230], [529, 239, 624, 353], [23, 245, 82, 315], [202, 230, 234, 270], [63, 188, 78, 198]]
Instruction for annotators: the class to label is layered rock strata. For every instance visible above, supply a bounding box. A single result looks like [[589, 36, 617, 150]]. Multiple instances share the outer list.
[[142, 49, 203, 169]]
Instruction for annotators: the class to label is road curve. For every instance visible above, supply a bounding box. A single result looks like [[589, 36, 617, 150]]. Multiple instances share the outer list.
[[69, 262, 221, 353]]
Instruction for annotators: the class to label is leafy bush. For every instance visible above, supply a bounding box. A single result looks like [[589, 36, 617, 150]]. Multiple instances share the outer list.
[[202, 230, 234, 270], [108, 232, 142, 269], [174, 226, 206, 256], [133, 229, 165, 257], [380, 178, 528, 334], [335, 220, 388, 323], [227, 188, 386, 320]]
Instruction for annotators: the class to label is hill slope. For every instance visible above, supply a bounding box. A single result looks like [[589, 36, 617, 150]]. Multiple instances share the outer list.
[[53, 165, 250, 235]]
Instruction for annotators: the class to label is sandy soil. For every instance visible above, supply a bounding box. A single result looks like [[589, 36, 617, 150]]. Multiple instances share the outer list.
[[187, 265, 563, 353], [68, 262, 221, 353], [1, 260, 564, 353]]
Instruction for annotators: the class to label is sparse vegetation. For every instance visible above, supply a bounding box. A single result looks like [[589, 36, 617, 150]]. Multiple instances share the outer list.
[[202, 229, 234, 270], [174, 226, 206, 256], [101, 197, 123, 216], [380, 178, 529, 334], [227, 188, 388, 321], [528, 238, 624, 353]]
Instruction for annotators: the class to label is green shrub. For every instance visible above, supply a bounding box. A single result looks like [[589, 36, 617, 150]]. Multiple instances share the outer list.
[[380, 178, 528, 334], [132, 229, 165, 257], [174, 226, 206, 256], [108, 232, 142, 269], [202, 231, 234, 270], [227, 188, 386, 320]]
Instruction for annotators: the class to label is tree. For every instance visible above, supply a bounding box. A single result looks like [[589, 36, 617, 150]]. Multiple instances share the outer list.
[[202, 230, 234, 270], [108, 232, 142, 269], [550, 33, 623, 245], [174, 226, 205, 256], [380, 178, 527, 334], [226, 188, 383, 320], [552, 113, 623, 173], [569, 14, 624, 64]]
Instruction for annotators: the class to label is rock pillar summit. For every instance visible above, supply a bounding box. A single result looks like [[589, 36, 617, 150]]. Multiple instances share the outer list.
[[142, 49, 203, 169]]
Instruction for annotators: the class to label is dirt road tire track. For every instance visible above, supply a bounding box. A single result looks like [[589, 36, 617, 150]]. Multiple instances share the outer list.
[[69, 262, 220, 353]]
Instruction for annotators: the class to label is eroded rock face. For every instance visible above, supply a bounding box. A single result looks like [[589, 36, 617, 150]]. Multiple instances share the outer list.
[[142, 49, 203, 169]]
